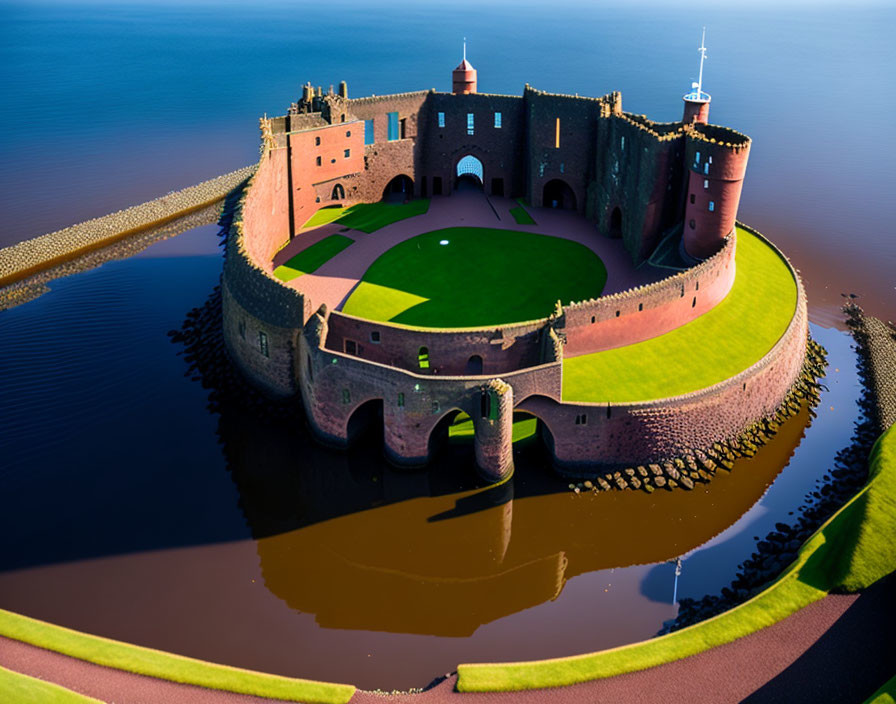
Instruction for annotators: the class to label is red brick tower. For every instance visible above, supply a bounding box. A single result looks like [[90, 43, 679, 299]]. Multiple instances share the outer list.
[[681, 130, 751, 261], [452, 40, 477, 94], [682, 29, 710, 124]]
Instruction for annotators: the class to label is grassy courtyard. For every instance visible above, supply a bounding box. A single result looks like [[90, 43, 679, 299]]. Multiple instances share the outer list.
[[562, 226, 798, 403], [301, 200, 430, 233], [342, 227, 608, 328], [273, 235, 354, 282]]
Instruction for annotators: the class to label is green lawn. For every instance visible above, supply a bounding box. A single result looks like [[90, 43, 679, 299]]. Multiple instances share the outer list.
[[457, 425, 896, 692], [509, 204, 536, 225], [449, 411, 539, 442], [0, 666, 102, 704], [342, 227, 608, 328], [0, 610, 355, 704], [273, 234, 354, 282], [301, 200, 430, 233], [562, 227, 798, 402]]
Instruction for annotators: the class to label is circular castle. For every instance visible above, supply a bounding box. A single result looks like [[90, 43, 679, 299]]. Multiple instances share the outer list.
[[221, 52, 809, 484]]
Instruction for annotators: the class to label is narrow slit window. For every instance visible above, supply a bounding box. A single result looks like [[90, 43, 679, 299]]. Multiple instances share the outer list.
[[342, 389, 350, 404], [695, 151, 701, 163], [238, 320, 246, 340], [690, 193, 696, 204], [467, 113, 474, 135], [344, 148, 350, 158], [704, 162, 710, 175], [704, 179, 709, 189], [708, 201, 715, 212], [316, 156, 321, 166], [494, 111, 502, 128], [258, 331, 269, 357], [438, 111, 445, 128], [621, 136, 625, 150], [315, 136, 321, 146], [555, 118, 560, 148], [397, 392, 405, 407]]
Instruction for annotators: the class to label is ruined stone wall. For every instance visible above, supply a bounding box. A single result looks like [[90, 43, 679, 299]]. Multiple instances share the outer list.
[[591, 114, 687, 264], [562, 232, 735, 356], [323, 311, 549, 375], [524, 88, 617, 213], [521, 227, 807, 472], [421, 93, 526, 197]]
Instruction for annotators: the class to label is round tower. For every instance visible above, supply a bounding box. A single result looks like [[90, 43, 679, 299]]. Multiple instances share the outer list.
[[682, 29, 710, 124], [452, 40, 477, 94], [681, 128, 751, 262]]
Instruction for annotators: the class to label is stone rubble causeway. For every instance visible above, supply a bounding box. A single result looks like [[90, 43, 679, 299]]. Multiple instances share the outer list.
[[0, 165, 256, 290]]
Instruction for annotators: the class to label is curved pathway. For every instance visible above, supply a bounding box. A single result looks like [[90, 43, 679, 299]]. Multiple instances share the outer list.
[[2, 573, 892, 703], [274, 193, 665, 319]]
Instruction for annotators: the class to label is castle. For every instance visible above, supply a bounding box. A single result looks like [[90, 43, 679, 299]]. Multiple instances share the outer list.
[[220, 47, 809, 484]]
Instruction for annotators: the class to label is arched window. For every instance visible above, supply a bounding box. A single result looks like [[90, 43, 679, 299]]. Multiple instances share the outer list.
[[331, 183, 345, 200], [465, 355, 483, 375], [418, 346, 430, 369]]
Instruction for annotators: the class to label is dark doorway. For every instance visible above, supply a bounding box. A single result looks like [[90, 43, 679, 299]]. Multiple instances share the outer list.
[[491, 178, 505, 196], [456, 173, 483, 192], [465, 355, 483, 375], [543, 179, 576, 210], [609, 206, 622, 238], [331, 183, 345, 201], [382, 175, 414, 202], [433, 177, 443, 196], [345, 399, 384, 446], [421, 176, 428, 198]]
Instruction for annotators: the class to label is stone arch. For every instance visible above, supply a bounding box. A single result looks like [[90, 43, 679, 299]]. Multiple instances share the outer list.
[[609, 205, 623, 238], [331, 183, 345, 201], [455, 154, 484, 191], [345, 398, 384, 446], [514, 394, 561, 456], [543, 179, 576, 210], [382, 174, 414, 202], [465, 354, 483, 375], [426, 407, 467, 459]]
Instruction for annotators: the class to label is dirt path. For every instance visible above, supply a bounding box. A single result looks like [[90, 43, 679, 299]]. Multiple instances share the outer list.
[[2, 573, 892, 703]]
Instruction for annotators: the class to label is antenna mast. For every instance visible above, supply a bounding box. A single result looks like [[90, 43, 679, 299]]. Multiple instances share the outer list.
[[463, 37, 467, 62], [696, 27, 707, 99]]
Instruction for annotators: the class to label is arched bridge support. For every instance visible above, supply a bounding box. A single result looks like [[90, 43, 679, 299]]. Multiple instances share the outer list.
[[473, 379, 514, 483]]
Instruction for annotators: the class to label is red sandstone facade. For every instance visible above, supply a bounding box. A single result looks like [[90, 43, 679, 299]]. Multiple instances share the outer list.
[[221, 62, 806, 484]]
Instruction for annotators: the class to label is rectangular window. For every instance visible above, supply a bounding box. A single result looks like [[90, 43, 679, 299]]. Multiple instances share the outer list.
[[621, 136, 625, 150], [704, 162, 710, 175], [708, 201, 715, 212], [695, 151, 701, 163], [494, 112, 502, 128], [258, 331, 269, 358], [400, 118, 407, 139], [387, 112, 399, 141], [315, 136, 321, 146], [344, 340, 357, 355], [467, 113, 474, 135], [690, 193, 695, 204], [316, 156, 321, 166], [370, 331, 380, 343], [344, 148, 350, 158], [704, 179, 709, 189], [431, 401, 440, 414], [397, 392, 405, 407], [438, 111, 445, 128], [555, 118, 560, 148], [342, 389, 351, 404], [364, 119, 374, 145]]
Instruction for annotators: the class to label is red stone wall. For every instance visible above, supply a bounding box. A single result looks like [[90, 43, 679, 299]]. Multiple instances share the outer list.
[[682, 99, 710, 124], [241, 146, 290, 266]]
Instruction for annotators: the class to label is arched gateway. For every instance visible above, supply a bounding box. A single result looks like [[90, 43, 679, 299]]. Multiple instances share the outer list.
[[456, 155, 484, 190]]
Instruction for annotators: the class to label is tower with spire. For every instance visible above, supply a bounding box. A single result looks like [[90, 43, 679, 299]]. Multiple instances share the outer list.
[[682, 28, 710, 124], [452, 39, 477, 95]]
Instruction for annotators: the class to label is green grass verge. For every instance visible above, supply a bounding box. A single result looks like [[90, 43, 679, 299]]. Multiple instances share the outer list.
[[0, 665, 103, 704], [456, 425, 896, 692], [449, 411, 538, 442], [342, 227, 607, 327], [273, 234, 354, 282], [864, 675, 896, 704], [0, 610, 354, 704], [562, 226, 798, 402], [509, 205, 536, 225], [301, 200, 430, 233]]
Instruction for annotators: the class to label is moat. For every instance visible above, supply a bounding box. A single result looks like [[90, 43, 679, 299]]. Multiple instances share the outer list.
[[1, 0, 892, 694]]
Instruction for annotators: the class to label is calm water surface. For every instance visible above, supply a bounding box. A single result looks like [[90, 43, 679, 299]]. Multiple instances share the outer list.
[[0, 0, 886, 690]]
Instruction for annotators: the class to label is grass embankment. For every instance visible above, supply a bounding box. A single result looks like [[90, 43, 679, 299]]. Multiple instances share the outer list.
[[509, 199, 536, 225], [449, 411, 538, 442], [562, 226, 798, 403], [302, 199, 430, 233], [273, 234, 354, 282], [0, 610, 355, 704], [865, 675, 896, 704], [456, 425, 896, 692], [0, 665, 103, 704], [342, 227, 607, 328]]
